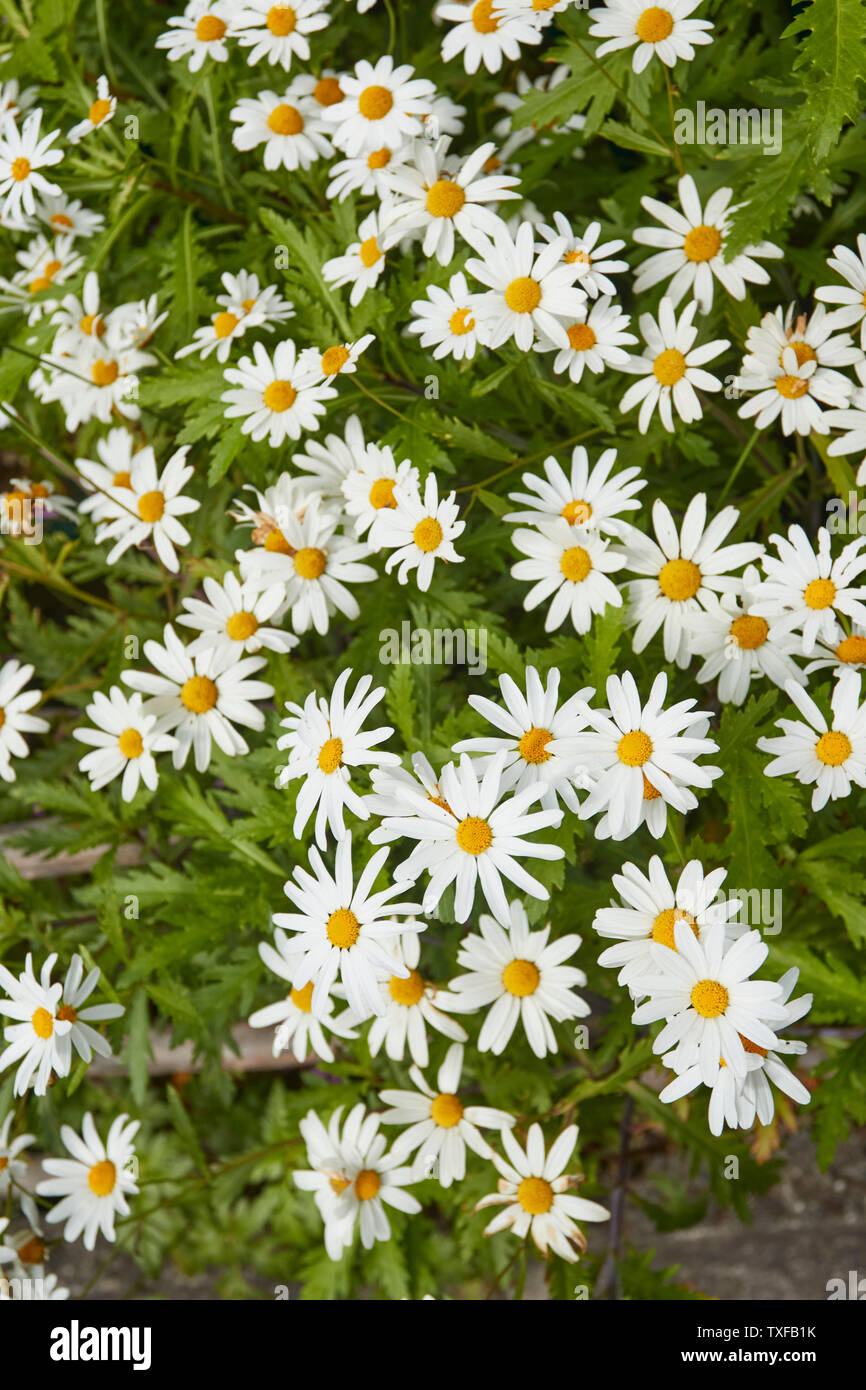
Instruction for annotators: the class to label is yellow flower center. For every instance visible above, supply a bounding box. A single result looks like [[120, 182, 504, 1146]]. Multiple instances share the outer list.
[[213, 311, 239, 338], [560, 545, 592, 582], [502, 958, 540, 997], [803, 577, 836, 610], [314, 77, 344, 107], [651, 908, 698, 950], [267, 104, 304, 136], [226, 610, 259, 641], [113, 470, 132, 488], [264, 528, 292, 554], [317, 736, 343, 773], [430, 1093, 464, 1128], [195, 15, 227, 41], [263, 379, 297, 412], [739, 1032, 768, 1057], [617, 730, 653, 767], [658, 557, 702, 601], [567, 322, 597, 351], [29, 276, 52, 294], [321, 344, 351, 375], [294, 546, 327, 578], [51, 213, 74, 228], [472, 0, 500, 32], [730, 614, 768, 649], [290, 981, 314, 1013], [137, 490, 165, 523], [388, 969, 425, 1006], [16, 1236, 45, 1265], [484, 154, 501, 173], [31, 1007, 54, 1039], [359, 236, 382, 268], [266, 4, 296, 34], [449, 307, 475, 336], [80, 313, 104, 336], [455, 815, 493, 855], [425, 179, 466, 219], [241, 298, 257, 312], [517, 1176, 554, 1214], [366, 146, 391, 169], [0, 1158, 7, 1171], [355, 1168, 381, 1200], [653, 348, 687, 386], [57, 1004, 78, 1023], [358, 85, 393, 120], [565, 248, 591, 265], [779, 341, 815, 369], [326, 908, 360, 949], [329, 1174, 350, 1195], [836, 634, 866, 664], [369, 477, 396, 509], [518, 726, 553, 764], [683, 224, 722, 262], [413, 517, 444, 552], [118, 727, 144, 759], [89, 97, 112, 125], [91, 359, 119, 386], [180, 675, 218, 713], [775, 374, 809, 399], [561, 500, 592, 526], [690, 979, 729, 1018], [10, 156, 31, 182], [504, 276, 541, 314], [815, 730, 852, 766], [635, 6, 674, 42], [88, 1160, 117, 1196]]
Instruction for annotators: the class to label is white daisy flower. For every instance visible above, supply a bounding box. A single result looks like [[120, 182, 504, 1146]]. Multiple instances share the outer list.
[[632, 921, 786, 1083], [380, 1043, 515, 1186], [340, 445, 419, 540], [815, 234, 866, 349], [633, 175, 782, 313], [322, 204, 393, 306], [299, 333, 375, 382], [534, 294, 637, 382], [589, 0, 713, 73], [366, 750, 452, 824], [825, 358, 866, 484], [175, 272, 294, 362], [560, 671, 722, 841], [36, 193, 105, 239], [736, 969, 812, 1128], [94, 444, 200, 573], [0, 659, 49, 784], [382, 135, 519, 266], [453, 665, 594, 812], [510, 518, 626, 634], [73, 688, 178, 801], [321, 55, 435, 157], [229, 87, 333, 170], [36, 1113, 139, 1251], [619, 296, 729, 434], [344, 930, 468, 1068], [277, 668, 401, 849], [249, 929, 358, 1062], [75, 428, 139, 524], [450, 900, 590, 1057], [687, 564, 806, 705], [407, 270, 481, 361], [735, 305, 857, 436], [0, 77, 39, 123], [750, 525, 866, 655], [476, 1123, 609, 1262], [370, 472, 465, 591], [371, 752, 565, 927], [37, 339, 156, 429], [623, 493, 763, 668], [289, 70, 345, 111], [658, 1046, 761, 1136], [758, 670, 866, 812], [229, 469, 322, 544], [67, 75, 117, 144], [1, 478, 75, 535], [0, 108, 63, 219], [326, 144, 409, 202], [234, 0, 329, 69], [506, 445, 645, 539], [804, 623, 866, 677], [0, 1219, 16, 1267], [49, 269, 108, 354], [535, 214, 628, 299], [438, 0, 542, 75], [593, 856, 743, 997], [0, 1112, 35, 1200], [178, 572, 297, 658], [10, 232, 83, 321], [102, 293, 168, 351], [291, 413, 374, 500], [293, 1104, 421, 1257], [122, 624, 273, 773], [273, 833, 423, 1018], [221, 338, 336, 445], [465, 220, 588, 351], [0, 954, 71, 1096], [238, 496, 377, 636], [155, 0, 240, 71], [49, 954, 126, 1069]]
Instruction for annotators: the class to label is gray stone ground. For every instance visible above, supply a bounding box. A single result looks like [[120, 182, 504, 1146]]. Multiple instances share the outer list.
[[45, 1129, 865, 1301]]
